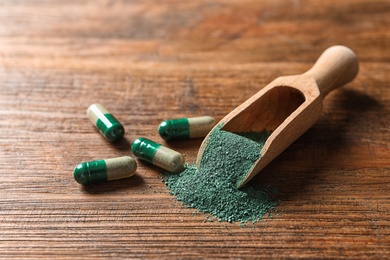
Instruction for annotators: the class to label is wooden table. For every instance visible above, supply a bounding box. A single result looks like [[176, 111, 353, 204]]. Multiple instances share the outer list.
[[0, 0, 389, 258]]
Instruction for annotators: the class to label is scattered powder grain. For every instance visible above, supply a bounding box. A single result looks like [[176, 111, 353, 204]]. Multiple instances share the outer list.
[[166, 125, 278, 223]]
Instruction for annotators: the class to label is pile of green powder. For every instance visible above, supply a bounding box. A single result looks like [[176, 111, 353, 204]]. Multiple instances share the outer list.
[[165, 125, 278, 223]]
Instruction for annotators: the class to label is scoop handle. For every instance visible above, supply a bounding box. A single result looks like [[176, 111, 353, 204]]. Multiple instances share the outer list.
[[304, 45, 359, 97]]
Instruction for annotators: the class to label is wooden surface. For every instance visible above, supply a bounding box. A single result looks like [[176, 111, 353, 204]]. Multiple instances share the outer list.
[[0, 0, 389, 258]]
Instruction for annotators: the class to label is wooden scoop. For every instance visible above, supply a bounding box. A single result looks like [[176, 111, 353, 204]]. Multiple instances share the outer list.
[[196, 45, 359, 188]]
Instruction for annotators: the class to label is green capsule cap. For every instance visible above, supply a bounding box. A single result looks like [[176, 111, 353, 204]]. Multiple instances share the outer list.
[[131, 137, 161, 163], [73, 160, 108, 185], [158, 118, 190, 141], [96, 114, 125, 142]]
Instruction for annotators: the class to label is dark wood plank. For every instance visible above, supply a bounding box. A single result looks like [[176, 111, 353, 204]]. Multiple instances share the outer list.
[[0, 0, 389, 258]]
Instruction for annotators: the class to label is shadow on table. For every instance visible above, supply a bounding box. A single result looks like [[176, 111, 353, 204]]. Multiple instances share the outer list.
[[111, 136, 132, 151], [81, 173, 145, 194]]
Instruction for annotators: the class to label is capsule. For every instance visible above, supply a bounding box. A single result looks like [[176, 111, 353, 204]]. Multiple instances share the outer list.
[[131, 137, 185, 173], [87, 103, 124, 142], [74, 156, 137, 185], [158, 116, 216, 141]]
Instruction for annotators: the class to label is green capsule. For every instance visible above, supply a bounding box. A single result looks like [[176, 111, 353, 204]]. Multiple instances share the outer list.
[[131, 137, 185, 173], [87, 103, 124, 142], [158, 116, 216, 141], [73, 156, 137, 185]]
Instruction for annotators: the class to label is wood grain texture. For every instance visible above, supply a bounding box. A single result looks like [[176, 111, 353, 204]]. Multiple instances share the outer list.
[[0, 0, 389, 258]]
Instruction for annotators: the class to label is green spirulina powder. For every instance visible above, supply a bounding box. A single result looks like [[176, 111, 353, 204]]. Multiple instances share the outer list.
[[165, 125, 278, 223]]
